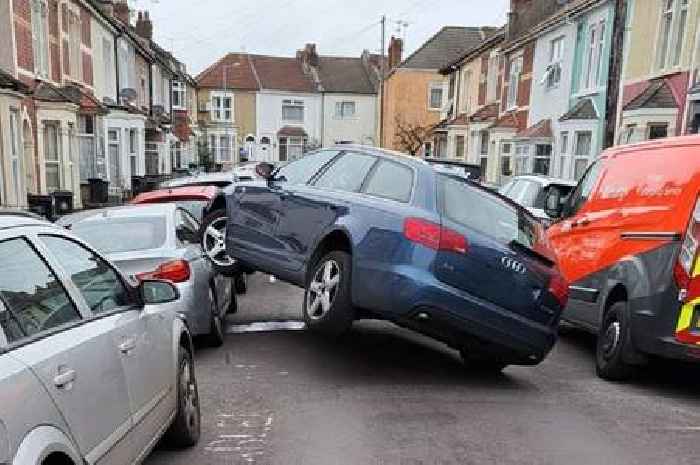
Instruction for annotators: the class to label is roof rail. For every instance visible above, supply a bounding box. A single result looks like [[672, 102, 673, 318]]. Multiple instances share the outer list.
[[0, 208, 45, 221]]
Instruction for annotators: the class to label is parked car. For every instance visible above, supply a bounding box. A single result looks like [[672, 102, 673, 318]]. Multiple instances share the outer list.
[[425, 159, 482, 182], [233, 161, 268, 182], [57, 204, 233, 346], [0, 210, 200, 464], [131, 186, 248, 293], [161, 171, 235, 189], [225, 147, 569, 371], [499, 175, 577, 224], [545, 135, 700, 380]]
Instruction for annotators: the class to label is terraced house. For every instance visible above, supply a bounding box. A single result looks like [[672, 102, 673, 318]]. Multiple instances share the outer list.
[[0, 0, 197, 210]]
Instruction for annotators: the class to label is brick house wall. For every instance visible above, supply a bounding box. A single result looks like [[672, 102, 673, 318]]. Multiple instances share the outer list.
[[14, 0, 34, 74], [49, 0, 60, 82]]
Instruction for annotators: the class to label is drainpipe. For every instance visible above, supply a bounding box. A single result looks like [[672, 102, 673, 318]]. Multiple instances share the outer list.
[[604, 0, 628, 149], [114, 35, 121, 104]]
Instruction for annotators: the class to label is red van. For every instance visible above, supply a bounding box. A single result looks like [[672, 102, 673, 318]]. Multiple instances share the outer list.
[[545, 135, 700, 380]]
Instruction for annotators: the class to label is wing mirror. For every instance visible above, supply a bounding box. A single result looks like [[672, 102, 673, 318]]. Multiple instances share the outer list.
[[255, 162, 275, 180], [140, 279, 180, 305], [544, 187, 563, 219]]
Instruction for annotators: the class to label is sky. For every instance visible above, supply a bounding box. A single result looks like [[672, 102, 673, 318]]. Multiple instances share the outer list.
[[126, 0, 510, 76]]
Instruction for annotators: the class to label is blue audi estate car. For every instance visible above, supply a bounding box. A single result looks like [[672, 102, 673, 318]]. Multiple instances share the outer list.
[[225, 146, 569, 371]]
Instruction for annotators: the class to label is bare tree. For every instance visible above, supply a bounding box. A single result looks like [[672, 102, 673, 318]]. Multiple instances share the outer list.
[[393, 116, 435, 156]]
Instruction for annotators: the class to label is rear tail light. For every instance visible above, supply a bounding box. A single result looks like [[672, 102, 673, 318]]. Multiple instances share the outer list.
[[548, 273, 569, 309], [136, 259, 191, 283], [403, 218, 468, 254], [674, 196, 700, 345]]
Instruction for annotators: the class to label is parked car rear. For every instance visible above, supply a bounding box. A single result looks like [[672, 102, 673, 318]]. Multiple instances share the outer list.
[[545, 135, 700, 380], [225, 146, 568, 371]]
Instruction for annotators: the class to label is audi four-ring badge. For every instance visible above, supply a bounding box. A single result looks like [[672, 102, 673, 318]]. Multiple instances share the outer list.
[[501, 256, 527, 274]]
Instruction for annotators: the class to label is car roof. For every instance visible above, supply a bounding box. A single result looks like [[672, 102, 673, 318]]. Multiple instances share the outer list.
[[328, 144, 431, 170], [508, 174, 578, 187], [0, 209, 51, 230], [57, 204, 176, 227], [164, 171, 234, 187], [132, 185, 218, 204]]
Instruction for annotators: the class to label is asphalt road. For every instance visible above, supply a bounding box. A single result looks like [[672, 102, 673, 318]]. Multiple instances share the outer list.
[[146, 274, 700, 465]]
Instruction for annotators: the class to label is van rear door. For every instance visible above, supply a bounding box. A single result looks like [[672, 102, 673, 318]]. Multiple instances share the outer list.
[[435, 175, 563, 325]]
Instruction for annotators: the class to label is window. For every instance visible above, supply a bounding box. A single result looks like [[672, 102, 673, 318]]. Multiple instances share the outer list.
[[507, 55, 523, 109], [107, 129, 120, 186], [145, 142, 159, 175], [211, 93, 233, 121], [31, 0, 49, 78], [424, 141, 433, 158], [314, 152, 376, 193], [648, 123, 669, 140], [68, 10, 82, 81], [559, 132, 569, 178], [103, 38, 114, 95], [448, 73, 456, 99], [460, 70, 471, 112], [657, 0, 689, 70], [515, 144, 530, 175], [574, 131, 593, 180], [547, 37, 564, 88], [486, 52, 499, 103], [622, 124, 637, 144], [596, 22, 606, 84], [533, 144, 552, 175], [9, 110, 21, 206], [44, 122, 61, 193], [172, 81, 186, 109], [41, 236, 130, 315], [0, 238, 81, 344], [335, 101, 356, 119], [584, 25, 597, 89], [276, 150, 339, 185], [429, 84, 444, 110], [278, 136, 305, 162], [501, 143, 512, 177], [208, 135, 217, 161], [439, 176, 538, 248], [455, 136, 465, 158], [129, 129, 138, 175], [479, 131, 489, 155], [364, 161, 413, 203], [171, 141, 182, 169], [219, 136, 231, 162], [282, 99, 304, 122], [565, 161, 602, 217]]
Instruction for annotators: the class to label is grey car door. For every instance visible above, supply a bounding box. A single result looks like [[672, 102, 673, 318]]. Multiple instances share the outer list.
[[38, 233, 173, 459], [0, 233, 135, 465]]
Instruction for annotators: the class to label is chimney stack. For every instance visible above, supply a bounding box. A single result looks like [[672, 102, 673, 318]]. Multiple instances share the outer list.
[[135, 11, 154, 40], [114, 0, 130, 24], [388, 36, 403, 69]]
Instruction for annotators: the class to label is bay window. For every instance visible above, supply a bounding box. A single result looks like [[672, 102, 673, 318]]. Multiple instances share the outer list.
[[559, 131, 569, 178], [533, 144, 552, 175], [278, 136, 306, 162], [44, 122, 61, 192], [172, 81, 185, 110], [515, 144, 529, 175], [335, 101, 356, 119], [9, 110, 22, 205]]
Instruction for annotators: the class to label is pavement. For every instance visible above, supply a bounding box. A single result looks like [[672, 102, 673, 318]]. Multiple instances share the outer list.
[[146, 274, 700, 465]]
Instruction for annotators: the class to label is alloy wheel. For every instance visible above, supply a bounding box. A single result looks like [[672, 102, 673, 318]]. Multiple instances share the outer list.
[[601, 320, 621, 360], [203, 217, 235, 267], [180, 358, 199, 433], [306, 259, 341, 320]]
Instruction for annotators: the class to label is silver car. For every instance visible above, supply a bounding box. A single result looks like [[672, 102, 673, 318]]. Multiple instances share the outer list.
[[0, 211, 200, 464], [58, 204, 233, 346]]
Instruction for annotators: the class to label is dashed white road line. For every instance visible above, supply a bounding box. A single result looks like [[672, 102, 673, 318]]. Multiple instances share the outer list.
[[226, 321, 306, 334]]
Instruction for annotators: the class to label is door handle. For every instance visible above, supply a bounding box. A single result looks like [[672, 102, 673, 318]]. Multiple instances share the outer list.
[[53, 369, 76, 389], [119, 338, 137, 355]]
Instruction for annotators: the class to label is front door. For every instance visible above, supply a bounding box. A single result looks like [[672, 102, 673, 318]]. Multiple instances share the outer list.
[[37, 234, 173, 457], [0, 234, 135, 465]]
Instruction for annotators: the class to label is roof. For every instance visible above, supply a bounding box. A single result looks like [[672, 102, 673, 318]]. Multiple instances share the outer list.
[[317, 56, 375, 94], [61, 84, 109, 115], [132, 186, 219, 204], [0, 70, 31, 94], [516, 119, 552, 138], [441, 27, 505, 73], [490, 112, 520, 129], [470, 103, 500, 122], [278, 126, 308, 137], [33, 81, 73, 103], [624, 79, 678, 111], [196, 53, 260, 90], [251, 55, 315, 93], [400, 26, 498, 70], [560, 98, 598, 121], [447, 114, 470, 126]]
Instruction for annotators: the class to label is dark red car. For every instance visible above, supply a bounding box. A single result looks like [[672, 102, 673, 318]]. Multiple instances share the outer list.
[[132, 186, 247, 293]]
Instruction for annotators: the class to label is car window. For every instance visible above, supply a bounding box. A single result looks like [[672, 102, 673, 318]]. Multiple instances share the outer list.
[[314, 152, 377, 193], [363, 160, 414, 202], [40, 236, 131, 315], [565, 161, 602, 217], [499, 180, 515, 196], [70, 215, 168, 254], [175, 200, 209, 220], [276, 150, 340, 185], [439, 175, 538, 248], [176, 208, 201, 245], [0, 238, 81, 344], [506, 180, 541, 207]]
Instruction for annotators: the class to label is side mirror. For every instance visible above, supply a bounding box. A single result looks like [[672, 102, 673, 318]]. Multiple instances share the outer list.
[[140, 279, 180, 305], [255, 162, 275, 180], [544, 188, 563, 219]]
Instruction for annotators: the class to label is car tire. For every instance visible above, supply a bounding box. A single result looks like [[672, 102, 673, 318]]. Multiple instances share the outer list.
[[207, 287, 225, 347], [164, 346, 201, 447], [227, 281, 238, 314], [596, 301, 637, 381], [234, 272, 247, 294], [201, 209, 238, 277], [302, 250, 354, 337], [459, 349, 508, 374]]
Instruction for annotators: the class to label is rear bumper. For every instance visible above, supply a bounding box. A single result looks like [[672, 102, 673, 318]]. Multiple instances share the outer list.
[[369, 266, 560, 365]]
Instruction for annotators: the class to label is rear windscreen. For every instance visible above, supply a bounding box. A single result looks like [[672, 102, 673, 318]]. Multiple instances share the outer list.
[[175, 200, 209, 221], [71, 216, 168, 254], [438, 175, 538, 248]]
